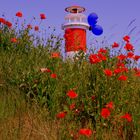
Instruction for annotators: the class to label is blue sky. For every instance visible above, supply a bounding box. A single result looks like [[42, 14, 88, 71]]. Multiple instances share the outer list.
[[0, 0, 140, 53]]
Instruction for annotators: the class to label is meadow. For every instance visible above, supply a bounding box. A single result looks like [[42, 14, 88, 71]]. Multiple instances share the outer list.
[[0, 12, 140, 140]]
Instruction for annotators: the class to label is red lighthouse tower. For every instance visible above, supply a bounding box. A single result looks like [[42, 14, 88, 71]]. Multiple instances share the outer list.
[[62, 6, 89, 58]]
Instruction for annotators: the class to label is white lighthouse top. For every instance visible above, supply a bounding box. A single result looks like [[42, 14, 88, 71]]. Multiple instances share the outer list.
[[62, 5, 89, 30]]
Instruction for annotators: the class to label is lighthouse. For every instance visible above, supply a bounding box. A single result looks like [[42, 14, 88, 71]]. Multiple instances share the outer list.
[[62, 6, 89, 58]]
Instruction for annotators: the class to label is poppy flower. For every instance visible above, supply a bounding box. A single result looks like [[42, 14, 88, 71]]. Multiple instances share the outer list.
[[127, 52, 134, 58], [123, 35, 130, 42], [124, 43, 134, 51], [51, 52, 60, 58], [5, 21, 12, 28], [133, 55, 140, 61], [112, 42, 119, 48], [117, 54, 126, 61], [104, 69, 113, 77], [121, 113, 132, 122], [106, 101, 114, 109], [89, 54, 101, 64], [40, 13, 46, 19], [79, 128, 92, 137], [67, 90, 78, 99], [40, 68, 51, 73], [101, 108, 110, 119], [117, 62, 125, 68], [114, 68, 122, 75], [56, 111, 67, 119], [50, 73, 57, 79], [118, 75, 127, 81], [0, 18, 6, 24], [16, 11, 23, 17], [34, 26, 39, 31], [69, 103, 75, 110], [97, 53, 107, 61], [98, 48, 107, 54], [11, 38, 17, 43]]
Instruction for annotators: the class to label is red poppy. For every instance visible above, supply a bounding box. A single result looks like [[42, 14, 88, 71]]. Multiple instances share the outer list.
[[104, 69, 112, 77], [98, 48, 107, 54], [117, 62, 125, 68], [127, 52, 134, 58], [79, 128, 92, 137], [117, 54, 126, 61], [50, 73, 57, 79], [16, 11, 23, 17], [97, 53, 107, 61], [69, 103, 75, 110], [112, 42, 119, 48], [34, 26, 39, 31], [67, 90, 78, 99], [40, 68, 51, 73], [5, 21, 12, 28], [133, 55, 140, 61], [89, 54, 101, 64], [101, 108, 110, 119], [114, 68, 122, 75], [11, 38, 17, 43], [56, 111, 67, 119], [106, 101, 114, 109], [51, 52, 60, 58], [40, 13, 46, 19], [135, 72, 140, 77], [123, 35, 130, 43], [124, 43, 134, 51], [121, 67, 128, 73], [121, 113, 132, 122], [118, 75, 127, 81], [0, 18, 6, 24]]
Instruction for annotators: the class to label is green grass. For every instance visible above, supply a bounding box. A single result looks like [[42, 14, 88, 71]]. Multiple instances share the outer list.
[[0, 22, 140, 140]]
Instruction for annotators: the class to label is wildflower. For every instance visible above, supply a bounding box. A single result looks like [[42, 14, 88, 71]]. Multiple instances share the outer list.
[[40, 68, 51, 73], [104, 69, 112, 77], [40, 13, 46, 19], [98, 48, 107, 54], [123, 35, 130, 43], [51, 52, 60, 58], [69, 103, 75, 110], [117, 62, 125, 68], [11, 38, 17, 43], [117, 54, 126, 61], [34, 26, 39, 31], [67, 90, 78, 99], [79, 128, 92, 137], [91, 95, 96, 101], [124, 43, 134, 51], [89, 54, 101, 64], [118, 75, 127, 81], [56, 111, 67, 119], [127, 52, 134, 58], [16, 11, 23, 17], [114, 68, 122, 75], [50, 73, 57, 79], [5, 21, 12, 28], [121, 113, 132, 122], [106, 101, 114, 109], [97, 53, 107, 61], [135, 72, 140, 77], [121, 67, 128, 73], [101, 108, 110, 119], [112, 42, 119, 48], [133, 55, 140, 61], [0, 18, 6, 24]]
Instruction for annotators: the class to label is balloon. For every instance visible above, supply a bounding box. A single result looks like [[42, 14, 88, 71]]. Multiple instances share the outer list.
[[92, 25, 103, 35], [88, 13, 98, 26]]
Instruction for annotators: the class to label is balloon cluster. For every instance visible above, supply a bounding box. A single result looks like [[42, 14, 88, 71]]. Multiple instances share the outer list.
[[87, 13, 103, 36]]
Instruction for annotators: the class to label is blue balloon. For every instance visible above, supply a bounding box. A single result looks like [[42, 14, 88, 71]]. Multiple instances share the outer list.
[[92, 25, 103, 35], [88, 13, 98, 26]]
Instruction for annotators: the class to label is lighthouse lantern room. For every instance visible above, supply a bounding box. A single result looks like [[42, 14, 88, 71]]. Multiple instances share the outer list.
[[62, 6, 89, 58]]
